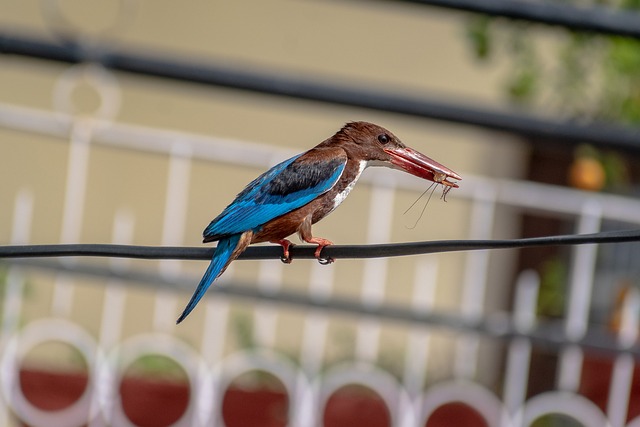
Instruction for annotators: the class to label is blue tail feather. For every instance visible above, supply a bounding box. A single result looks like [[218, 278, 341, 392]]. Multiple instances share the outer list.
[[176, 234, 242, 323]]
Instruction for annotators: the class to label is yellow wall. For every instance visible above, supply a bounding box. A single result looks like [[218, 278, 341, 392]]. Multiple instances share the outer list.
[[0, 0, 526, 381]]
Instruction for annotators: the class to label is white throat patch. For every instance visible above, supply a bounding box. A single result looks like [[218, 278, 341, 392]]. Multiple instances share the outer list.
[[332, 160, 368, 211]]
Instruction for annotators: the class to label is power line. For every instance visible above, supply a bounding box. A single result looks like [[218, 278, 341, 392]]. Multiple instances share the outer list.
[[1, 32, 640, 153], [1, 229, 639, 261], [398, 0, 640, 39]]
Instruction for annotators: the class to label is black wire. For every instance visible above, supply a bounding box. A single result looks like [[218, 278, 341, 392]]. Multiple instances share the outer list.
[[2, 32, 640, 154], [397, 0, 640, 39], [1, 229, 639, 261]]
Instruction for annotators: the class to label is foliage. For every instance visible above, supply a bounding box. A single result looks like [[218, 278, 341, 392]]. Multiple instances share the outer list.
[[537, 257, 568, 318], [466, 1, 640, 125], [126, 354, 187, 381], [465, 1, 638, 192]]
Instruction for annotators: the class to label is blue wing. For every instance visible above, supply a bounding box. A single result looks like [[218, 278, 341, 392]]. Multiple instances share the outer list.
[[204, 150, 346, 241]]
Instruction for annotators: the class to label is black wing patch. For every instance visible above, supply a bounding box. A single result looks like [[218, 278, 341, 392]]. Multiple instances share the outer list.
[[265, 157, 344, 197]]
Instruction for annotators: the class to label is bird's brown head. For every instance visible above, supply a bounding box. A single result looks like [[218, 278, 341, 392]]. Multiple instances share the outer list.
[[332, 121, 461, 188]]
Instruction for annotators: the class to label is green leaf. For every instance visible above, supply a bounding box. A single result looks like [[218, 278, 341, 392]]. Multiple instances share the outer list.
[[507, 67, 538, 102], [466, 15, 492, 60], [609, 38, 640, 74]]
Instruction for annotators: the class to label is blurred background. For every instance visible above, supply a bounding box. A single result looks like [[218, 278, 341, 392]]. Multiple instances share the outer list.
[[1, 0, 640, 426]]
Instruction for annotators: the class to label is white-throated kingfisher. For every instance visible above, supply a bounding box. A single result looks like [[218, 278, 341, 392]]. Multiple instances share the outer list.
[[177, 122, 461, 323]]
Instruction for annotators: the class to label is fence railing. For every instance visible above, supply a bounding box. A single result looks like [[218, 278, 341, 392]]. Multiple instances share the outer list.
[[2, 93, 640, 425]]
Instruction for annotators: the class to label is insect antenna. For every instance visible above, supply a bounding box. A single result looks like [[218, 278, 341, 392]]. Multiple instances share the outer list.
[[404, 182, 438, 229]]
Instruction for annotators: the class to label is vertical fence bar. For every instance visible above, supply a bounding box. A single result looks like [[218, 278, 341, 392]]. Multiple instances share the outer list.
[[200, 295, 231, 365], [356, 182, 396, 363], [455, 185, 496, 379], [100, 210, 134, 348], [607, 288, 640, 427], [52, 121, 93, 317], [253, 260, 284, 348], [1, 190, 35, 426], [1, 190, 34, 342], [557, 200, 602, 392], [403, 258, 438, 397], [89, 209, 135, 427], [198, 269, 236, 426], [300, 264, 335, 376], [502, 270, 539, 427], [154, 144, 192, 332]]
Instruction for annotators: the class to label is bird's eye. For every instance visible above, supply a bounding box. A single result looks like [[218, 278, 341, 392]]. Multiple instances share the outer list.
[[378, 134, 390, 144]]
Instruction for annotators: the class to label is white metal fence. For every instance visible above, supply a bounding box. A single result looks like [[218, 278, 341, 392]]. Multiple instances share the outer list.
[[1, 63, 640, 427]]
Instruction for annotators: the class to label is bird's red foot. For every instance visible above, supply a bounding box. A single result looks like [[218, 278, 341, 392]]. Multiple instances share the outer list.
[[306, 237, 334, 265], [271, 239, 295, 264]]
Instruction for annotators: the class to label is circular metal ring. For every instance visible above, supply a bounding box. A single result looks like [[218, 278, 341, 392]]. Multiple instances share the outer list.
[[209, 349, 311, 427], [0, 318, 102, 427], [419, 380, 505, 427], [99, 333, 205, 427], [53, 64, 121, 122], [313, 362, 415, 427], [516, 391, 611, 427]]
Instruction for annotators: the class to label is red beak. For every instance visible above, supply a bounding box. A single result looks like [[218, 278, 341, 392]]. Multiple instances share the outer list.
[[384, 146, 461, 188]]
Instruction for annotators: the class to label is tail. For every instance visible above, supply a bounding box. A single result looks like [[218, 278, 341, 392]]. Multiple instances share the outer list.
[[176, 231, 252, 324]]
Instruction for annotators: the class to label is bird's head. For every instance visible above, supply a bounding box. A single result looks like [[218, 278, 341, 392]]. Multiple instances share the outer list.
[[334, 121, 461, 188]]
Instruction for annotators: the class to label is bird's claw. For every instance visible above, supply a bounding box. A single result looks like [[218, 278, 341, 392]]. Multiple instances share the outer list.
[[272, 239, 294, 264], [280, 254, 293, 264], [317, 256, 334, 265], [313, 242, 334, 265]]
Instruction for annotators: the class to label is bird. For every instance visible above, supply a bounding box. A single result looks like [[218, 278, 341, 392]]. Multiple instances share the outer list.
[[176, 121, 461, 323]]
